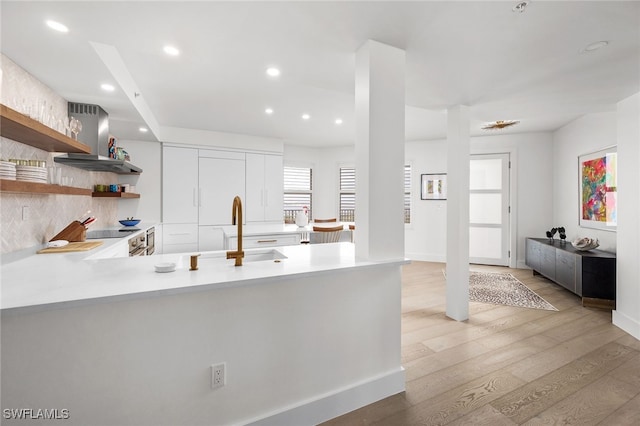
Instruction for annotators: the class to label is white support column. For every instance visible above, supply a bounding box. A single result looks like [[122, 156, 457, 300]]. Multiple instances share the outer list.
[[354, 40, 406, 261], [446, 105, 470, 321]]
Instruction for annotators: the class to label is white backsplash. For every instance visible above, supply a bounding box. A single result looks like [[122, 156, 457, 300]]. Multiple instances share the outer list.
[[1, 54, 120, 254]]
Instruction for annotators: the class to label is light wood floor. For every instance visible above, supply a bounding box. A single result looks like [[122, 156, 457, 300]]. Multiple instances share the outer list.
[[322, 261, 640, 426]]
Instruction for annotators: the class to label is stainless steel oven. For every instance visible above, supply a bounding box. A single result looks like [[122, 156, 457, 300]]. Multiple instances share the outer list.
[[128, 234, 147, 256]]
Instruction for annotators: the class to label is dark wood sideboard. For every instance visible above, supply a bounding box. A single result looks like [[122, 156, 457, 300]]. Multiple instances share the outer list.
[[525, 237, 616, 309]]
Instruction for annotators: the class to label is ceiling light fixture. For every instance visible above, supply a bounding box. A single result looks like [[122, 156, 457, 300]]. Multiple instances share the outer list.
[[335, 118, 343, 125], [266, 67, 281, 77], [46, 20, 69, 33], [100, 83, 115, 92], [302, 114, 310, 120], [139, 127, 148, 133], [482, 120, 520, 130], [581, 40, 609, 53], [512, 1, 529, 13], [163, 45, 180, 56], [265, 108, 274, 115]]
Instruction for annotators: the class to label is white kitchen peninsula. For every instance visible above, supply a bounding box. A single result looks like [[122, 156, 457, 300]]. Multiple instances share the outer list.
[[1, 242, 406, 426]]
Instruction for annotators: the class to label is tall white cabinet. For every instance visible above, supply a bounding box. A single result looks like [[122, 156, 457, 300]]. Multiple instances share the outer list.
[[162, 145, 282, 253], [162, 146, 199, 253], [246, 153, 284, 223], [198, 150, 246, 251]]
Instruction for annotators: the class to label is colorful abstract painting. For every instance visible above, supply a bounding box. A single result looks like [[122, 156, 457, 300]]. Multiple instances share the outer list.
[[579, 147, 617, 231]]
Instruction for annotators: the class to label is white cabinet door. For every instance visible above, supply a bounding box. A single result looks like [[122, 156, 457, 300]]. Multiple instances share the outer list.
[[199, 226, 225, 251], [163, 146, 198, 223], [162, 223, 198, 254], [264, 154, 284, 222], [246, 153, 283, 222], [245, 153, 265, 222], [199, 156, 245, 225]]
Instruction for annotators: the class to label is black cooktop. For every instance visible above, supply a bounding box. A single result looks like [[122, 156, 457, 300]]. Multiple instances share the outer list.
[[86, 228, 140, 239]]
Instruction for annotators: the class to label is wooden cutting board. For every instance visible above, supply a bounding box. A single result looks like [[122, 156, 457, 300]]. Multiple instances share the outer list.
[[37, 241, 103, 254]]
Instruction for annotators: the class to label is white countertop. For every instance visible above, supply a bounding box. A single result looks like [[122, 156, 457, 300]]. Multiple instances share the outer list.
[[1, 240, 406, 314]]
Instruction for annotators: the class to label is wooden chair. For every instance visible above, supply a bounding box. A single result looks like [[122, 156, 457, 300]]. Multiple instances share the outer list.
[[314, 218, 337, 223], [312, 225, 343, 243]]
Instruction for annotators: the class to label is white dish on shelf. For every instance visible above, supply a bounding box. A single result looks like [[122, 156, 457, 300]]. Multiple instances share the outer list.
[[154, 262, 176, 273]]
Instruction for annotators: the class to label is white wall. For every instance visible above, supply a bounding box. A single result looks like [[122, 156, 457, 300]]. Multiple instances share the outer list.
[[405, 139, 449, 262], [288, 132, 554, 266], [552, 112, 617, 252], [613, 92, 640, 340], [161, 125, 284, 154]]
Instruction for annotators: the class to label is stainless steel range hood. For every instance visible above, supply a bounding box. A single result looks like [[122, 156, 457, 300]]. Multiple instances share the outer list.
[[54, 103, 142, 174]]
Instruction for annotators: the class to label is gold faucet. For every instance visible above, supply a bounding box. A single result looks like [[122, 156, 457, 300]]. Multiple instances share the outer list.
[[226, 196, 244, 266]]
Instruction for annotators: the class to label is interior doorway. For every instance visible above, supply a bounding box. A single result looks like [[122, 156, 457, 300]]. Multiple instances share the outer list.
[[469, 153, 511, 266]]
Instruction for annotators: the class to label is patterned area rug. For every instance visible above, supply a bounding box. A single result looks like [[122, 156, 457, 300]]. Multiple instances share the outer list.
[[468, 271, 557, 311]]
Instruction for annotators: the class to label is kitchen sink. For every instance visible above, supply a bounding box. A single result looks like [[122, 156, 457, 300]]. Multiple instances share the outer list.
[[182, 248, 287, 265]]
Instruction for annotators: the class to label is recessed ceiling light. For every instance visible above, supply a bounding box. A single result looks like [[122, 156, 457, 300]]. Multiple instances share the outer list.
[[100, 83, 115, 92], [512, 1, 529, 13], [139, 127, 148, 133], [266, 67, 281, 77], [46, 20, 69, 33], [581, 40, 609, 53], [265, 108, 274, 115], [335, 118, 343, 125], [302, 114, 310, 120], [163, 45, 180, 56]]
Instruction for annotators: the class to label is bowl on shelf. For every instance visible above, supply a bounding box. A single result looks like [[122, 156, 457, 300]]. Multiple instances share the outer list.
[[119, 219, 141, 227]]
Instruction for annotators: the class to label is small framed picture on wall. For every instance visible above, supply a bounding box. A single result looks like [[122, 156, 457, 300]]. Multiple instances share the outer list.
[[421, 173, 447, 200]]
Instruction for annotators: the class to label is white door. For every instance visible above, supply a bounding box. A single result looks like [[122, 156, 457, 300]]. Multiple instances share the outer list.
[[199, 157, 245, 225], [469, 153, 510, 266], [162, 146, 198, 223]]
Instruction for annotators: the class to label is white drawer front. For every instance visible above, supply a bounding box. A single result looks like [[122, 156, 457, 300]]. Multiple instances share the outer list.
[[227, 233, 300, 250], [162, 243, 199, 254], [163, 224, 198, 245]]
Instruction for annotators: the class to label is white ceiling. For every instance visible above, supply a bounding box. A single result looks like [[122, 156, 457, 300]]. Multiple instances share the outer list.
[[1, 1, 638, 147]]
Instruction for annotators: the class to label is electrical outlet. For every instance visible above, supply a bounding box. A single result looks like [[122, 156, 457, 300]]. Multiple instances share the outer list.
[[22, 206, 30, 221], [211, 363, 226, 389]]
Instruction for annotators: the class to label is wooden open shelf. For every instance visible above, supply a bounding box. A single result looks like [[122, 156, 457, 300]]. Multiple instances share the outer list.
[[0, 179, 92, 196], [91, 192, 140, 198], [0, 104, 91, 154]]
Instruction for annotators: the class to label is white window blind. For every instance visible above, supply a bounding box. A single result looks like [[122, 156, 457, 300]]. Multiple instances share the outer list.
[[283, 166, 312, 222], [405, 164, 411, 224], [339, 167, 355, 222]]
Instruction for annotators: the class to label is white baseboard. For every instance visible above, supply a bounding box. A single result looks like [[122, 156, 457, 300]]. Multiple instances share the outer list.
[[246, 368, 406, 426], [613, 310, 640, 340], [405, 252, 446, 263]]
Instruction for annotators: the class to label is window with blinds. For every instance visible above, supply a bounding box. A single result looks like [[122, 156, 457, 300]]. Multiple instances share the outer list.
[[339, 167, 356, 222], [339, 165, 410, 224], [404, 164, 411, 224], [283, 166, 312, 223]]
